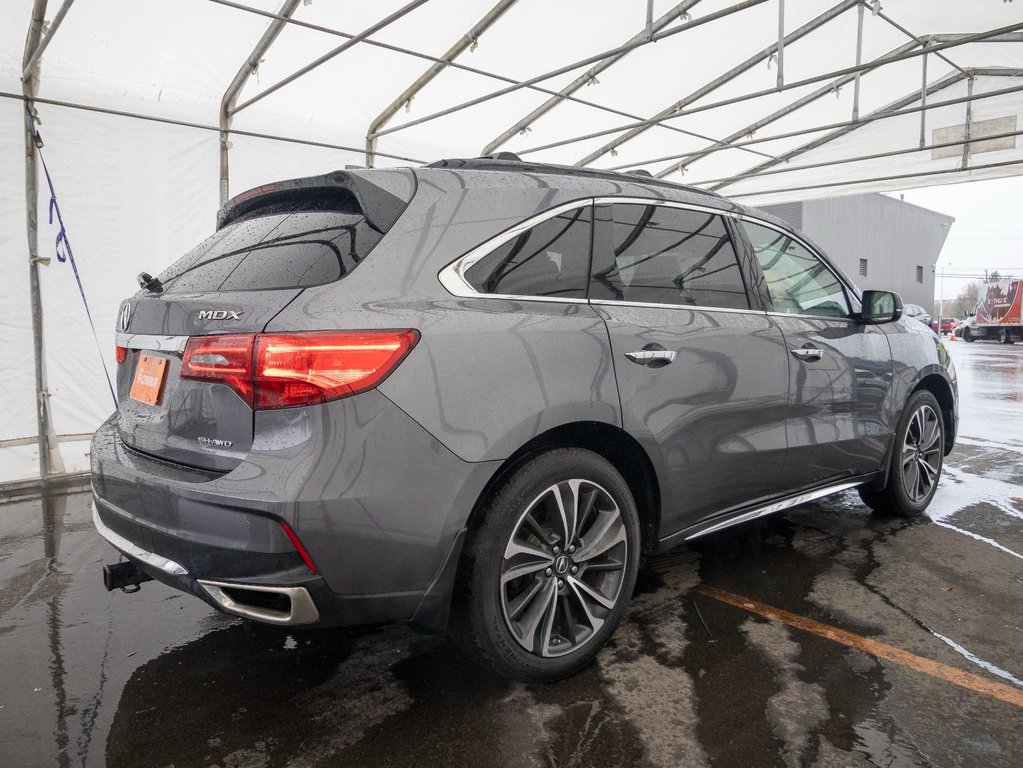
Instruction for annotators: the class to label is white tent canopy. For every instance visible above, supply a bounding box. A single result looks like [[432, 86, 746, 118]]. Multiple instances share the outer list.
[[2, 0, 1022, 483]]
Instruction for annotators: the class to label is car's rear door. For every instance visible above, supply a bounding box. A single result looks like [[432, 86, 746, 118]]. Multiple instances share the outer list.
[[589, 200, 791, 536], [735, 219, 894, 488]]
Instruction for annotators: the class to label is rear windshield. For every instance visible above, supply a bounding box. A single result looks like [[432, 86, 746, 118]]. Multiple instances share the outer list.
[[157, 198, 383, 293]]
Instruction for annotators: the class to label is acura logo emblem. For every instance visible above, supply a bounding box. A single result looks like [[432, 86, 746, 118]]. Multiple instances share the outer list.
[[118, 303, 132, 332]]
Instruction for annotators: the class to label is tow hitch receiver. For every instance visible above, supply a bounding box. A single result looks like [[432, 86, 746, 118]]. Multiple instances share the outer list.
[[103, 561, 153, 592]]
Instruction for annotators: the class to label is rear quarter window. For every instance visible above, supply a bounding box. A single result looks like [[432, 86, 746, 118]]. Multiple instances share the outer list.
[[158, 201, 383, 293]]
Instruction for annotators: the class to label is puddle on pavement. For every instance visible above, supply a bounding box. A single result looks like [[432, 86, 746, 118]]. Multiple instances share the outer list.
[[4, 435, 1022, 768]]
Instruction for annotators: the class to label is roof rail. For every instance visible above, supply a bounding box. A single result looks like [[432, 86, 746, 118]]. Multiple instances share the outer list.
[[422, 155, 723, 199]]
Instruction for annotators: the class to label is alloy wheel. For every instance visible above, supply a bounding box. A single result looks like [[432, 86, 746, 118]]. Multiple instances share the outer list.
[[500, 479, 628, 658], [901, 404, 942, 503]]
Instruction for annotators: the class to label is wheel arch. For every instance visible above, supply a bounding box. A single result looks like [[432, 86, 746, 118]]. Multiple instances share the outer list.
[[465, 421, 662, 556], [912, 373, 956, 456]]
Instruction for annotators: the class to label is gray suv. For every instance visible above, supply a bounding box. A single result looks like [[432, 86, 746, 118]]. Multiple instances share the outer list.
[[92, 157, 957, 681]]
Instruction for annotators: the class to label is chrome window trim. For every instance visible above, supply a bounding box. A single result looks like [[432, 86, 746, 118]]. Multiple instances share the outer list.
[[92, 501, 189, 577], [115, 333, 189, 353], [438, 195, 750, 304], [591, 299, 765, 316], [438, 198, 594, 300]]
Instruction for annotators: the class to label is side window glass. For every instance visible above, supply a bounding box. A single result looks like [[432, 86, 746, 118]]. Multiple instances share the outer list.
[[463, 206, 591, 298], [590, 204, 749, 310], [744, 222, 851, 318]]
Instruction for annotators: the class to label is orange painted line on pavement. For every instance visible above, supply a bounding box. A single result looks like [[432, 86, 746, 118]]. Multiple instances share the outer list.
[[694, 584, 1023, 710]]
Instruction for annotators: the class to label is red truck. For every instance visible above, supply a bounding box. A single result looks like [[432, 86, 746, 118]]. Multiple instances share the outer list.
[[957, 278, 1022, 343]]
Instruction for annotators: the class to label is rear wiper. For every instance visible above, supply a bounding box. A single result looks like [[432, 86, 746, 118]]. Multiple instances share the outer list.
[[137, 272, 163, 293]]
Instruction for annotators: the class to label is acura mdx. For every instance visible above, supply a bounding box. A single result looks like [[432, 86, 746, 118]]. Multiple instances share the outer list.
[[92, 156, 957, 681]]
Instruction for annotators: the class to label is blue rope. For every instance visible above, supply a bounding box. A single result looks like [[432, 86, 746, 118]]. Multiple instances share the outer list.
[[26, 105, 118, 409]]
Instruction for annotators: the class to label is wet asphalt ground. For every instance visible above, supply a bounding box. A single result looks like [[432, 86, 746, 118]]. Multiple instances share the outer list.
[[2, 340, 1021, 768]]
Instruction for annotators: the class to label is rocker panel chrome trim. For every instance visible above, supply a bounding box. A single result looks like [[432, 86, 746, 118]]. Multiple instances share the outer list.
[[684, 480, 866, 540]]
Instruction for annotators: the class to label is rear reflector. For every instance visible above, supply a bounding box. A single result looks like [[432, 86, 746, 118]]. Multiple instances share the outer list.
[[179, 330, 418, 409], [115, 346, 128, 364], [279, 520, 319, 574]]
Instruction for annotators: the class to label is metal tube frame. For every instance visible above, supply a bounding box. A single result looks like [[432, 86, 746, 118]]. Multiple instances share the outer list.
[[0, 90, 424, 164], [368, 0, 520, 167], [707, 70, 1016, 191], [369, 0, 772, 140], [776, 0, 785, 91], [616, 69, 1023, 174], [231, 0, 430, 117], [23, 0, 51, 481], [688, 127, 1023, 187], [509, 25, 1023, 160], [920, 52, 928, 149], [576, 0, 861, 167], [727, 157, 1023, 201], [648, 39, 920, 178], [214, 0, 773, 167], [21, 0, 74, 81], [852, 1, 864, 121], [961, 75, 975, 169], [480, 0, 701, 157], [220, 0, 301, 206]]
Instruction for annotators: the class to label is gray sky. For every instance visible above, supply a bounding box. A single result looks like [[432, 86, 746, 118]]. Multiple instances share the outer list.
[[896, 177, 1023, 303]]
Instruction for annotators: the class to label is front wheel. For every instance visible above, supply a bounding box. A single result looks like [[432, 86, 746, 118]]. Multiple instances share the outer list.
[[962, 327, 974, 342], [859, 390, 944, 517], [454, 448, 640, 682]]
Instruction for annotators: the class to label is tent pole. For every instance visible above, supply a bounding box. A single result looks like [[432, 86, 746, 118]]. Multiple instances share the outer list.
[[480, 0, 702, 157], [21, 0, 74, 81], [23, 0, 51, 481], [852, 0, 863, 121], [961, 75, 975, 170], [367, 0, 520, 167], [919, 53, 928, 148], [220, 0, 301, 207], [510, 26, 1023, 159], [776, 0, 785, 91]]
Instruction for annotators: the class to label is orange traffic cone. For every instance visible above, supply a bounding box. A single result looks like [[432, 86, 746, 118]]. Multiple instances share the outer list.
[[949, 332, 957, 341]]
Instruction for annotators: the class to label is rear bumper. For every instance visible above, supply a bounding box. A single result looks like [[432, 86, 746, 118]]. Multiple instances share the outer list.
[[90, 389, 500, 628]]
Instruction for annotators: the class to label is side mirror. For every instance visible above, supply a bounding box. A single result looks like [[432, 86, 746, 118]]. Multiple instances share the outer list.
[[860, 290, 903, 324]]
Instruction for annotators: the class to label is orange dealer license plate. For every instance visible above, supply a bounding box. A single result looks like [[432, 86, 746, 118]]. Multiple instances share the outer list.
[[129, 354, 168, 406]]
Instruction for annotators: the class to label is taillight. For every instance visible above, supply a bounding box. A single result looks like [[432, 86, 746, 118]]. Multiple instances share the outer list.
[[180, 334, 256, 405], [115, 346, 127, 364], [179, 330, 418, 409], [254, 330, 419, 409]]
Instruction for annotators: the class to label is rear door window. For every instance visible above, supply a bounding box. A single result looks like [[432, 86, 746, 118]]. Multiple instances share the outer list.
[[158, 202, 382, 293], [463, 205, 591, 299], [589, 203, 749, 309], [743, 222, 851, 318]]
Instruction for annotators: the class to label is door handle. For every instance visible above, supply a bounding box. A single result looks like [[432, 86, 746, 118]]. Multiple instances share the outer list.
[[625, 349, 677, 365], [790, 347, 824, 362]]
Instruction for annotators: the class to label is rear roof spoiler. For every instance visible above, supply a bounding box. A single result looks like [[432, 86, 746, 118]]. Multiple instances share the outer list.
[[217, 169, 414, 233]]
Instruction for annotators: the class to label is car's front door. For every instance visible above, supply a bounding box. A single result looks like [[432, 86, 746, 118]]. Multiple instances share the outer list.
[[736, 219, 894, 489], [589, 201, 791, 537]]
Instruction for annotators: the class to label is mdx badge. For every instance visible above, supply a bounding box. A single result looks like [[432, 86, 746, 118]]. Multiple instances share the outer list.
[[198, 310, 242, 321]]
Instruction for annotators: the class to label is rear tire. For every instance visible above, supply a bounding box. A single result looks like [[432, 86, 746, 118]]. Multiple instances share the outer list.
[[858, 390, 944, 517], [453, 448, 641, 683], [999, 328, 1013, 344]]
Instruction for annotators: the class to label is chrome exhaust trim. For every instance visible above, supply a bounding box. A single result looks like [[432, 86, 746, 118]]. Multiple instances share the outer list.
[[198, 580, 320, 625]]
